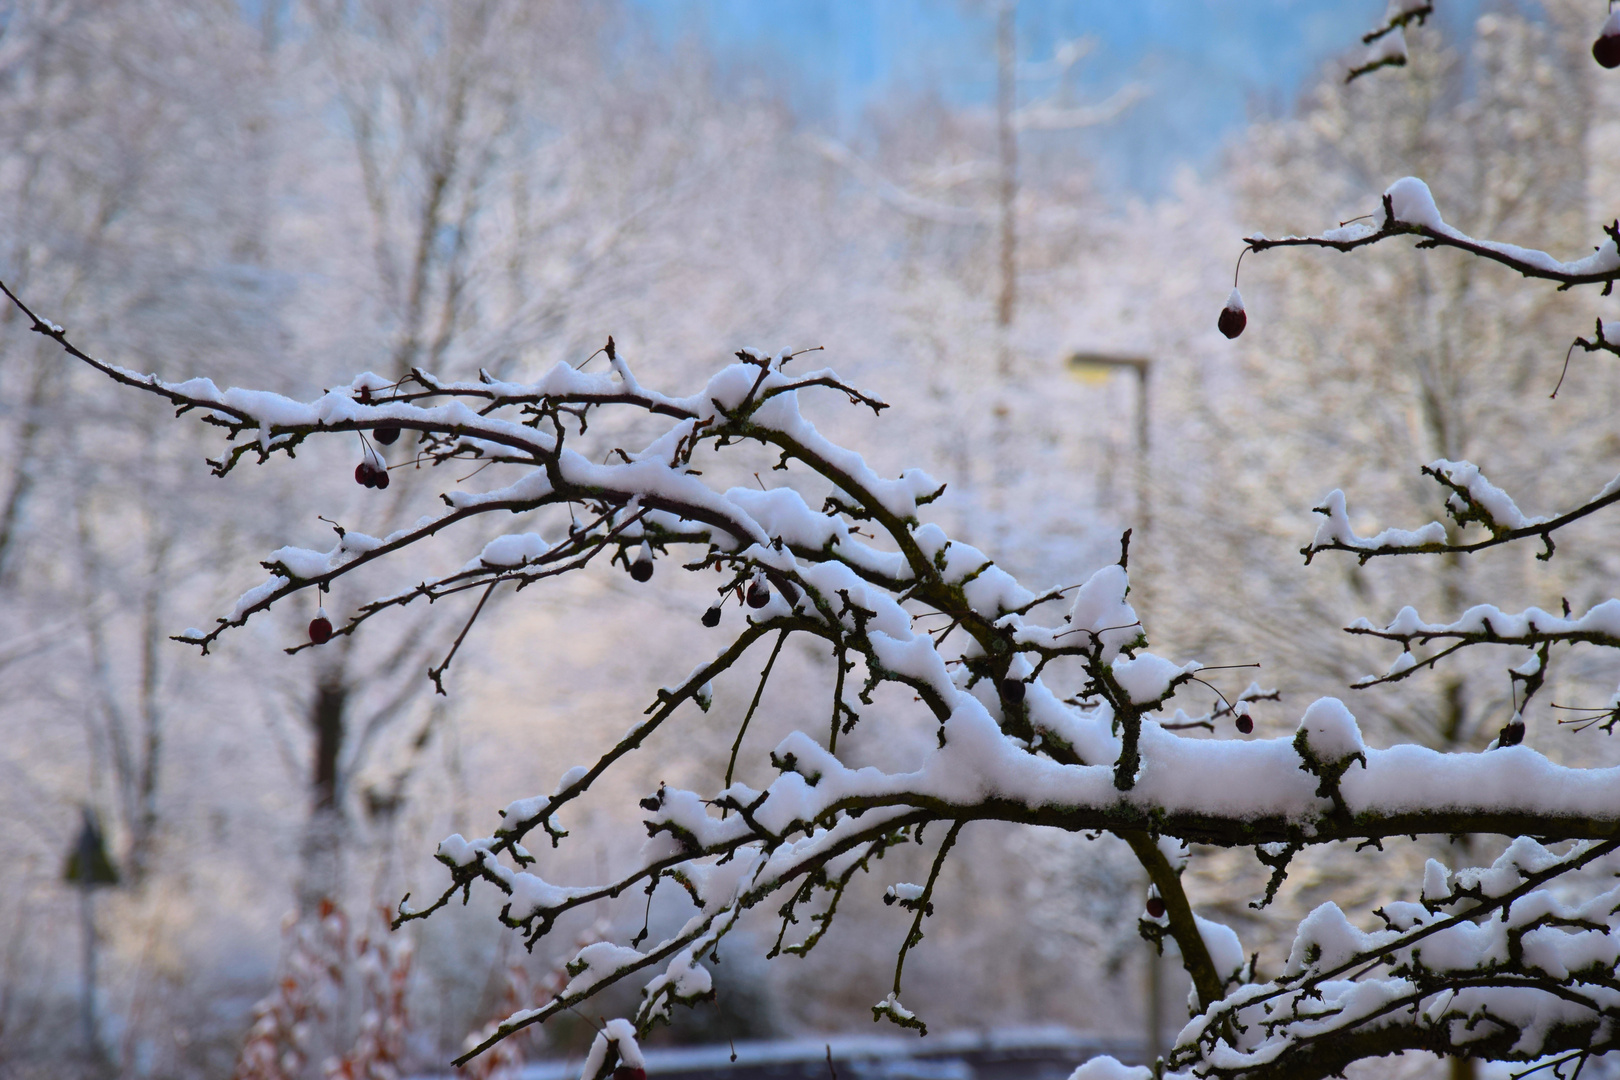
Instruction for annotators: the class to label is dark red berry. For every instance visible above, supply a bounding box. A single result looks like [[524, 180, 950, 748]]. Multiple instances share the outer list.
[[1236, 714, 1254, 735], [702, 605, 722, 627], [355, 462, 387, 488], [1595, 33, 1620, 69], [613, 1068, 646, 1080], [308, 617, 333, 645], [1145, 896, 1166, 919], [1498, 718, 1525, 748], [373, 425, 401, 445], [1218, 306, 1247, 339], [746, 578, 771, 609]]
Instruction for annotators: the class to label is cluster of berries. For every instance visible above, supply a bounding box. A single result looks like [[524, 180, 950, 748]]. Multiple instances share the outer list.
[[696, 571, 772, 627], [355, 425, 400, 488], [354, 460, 390, 489], [620, 543, 779, 629], [315, 403, 407, 641]]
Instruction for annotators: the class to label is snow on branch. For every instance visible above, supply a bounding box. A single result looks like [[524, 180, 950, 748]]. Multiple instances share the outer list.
[[1338, 594, 1620, 748], [1303, 462, 1620, 566], [1346, 2, 1431, 82], [1362, 0, 1432, 45], [1171, 838, 1620, 1079], [1299, 457, 1620, 745], [1245, 177, 1620, 292]]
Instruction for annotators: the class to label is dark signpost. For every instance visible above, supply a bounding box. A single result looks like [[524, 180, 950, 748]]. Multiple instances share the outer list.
[[63, 806, 119, 1063]]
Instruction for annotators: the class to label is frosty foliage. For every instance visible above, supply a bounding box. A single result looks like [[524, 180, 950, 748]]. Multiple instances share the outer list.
[[234, 902, 412, 1080]]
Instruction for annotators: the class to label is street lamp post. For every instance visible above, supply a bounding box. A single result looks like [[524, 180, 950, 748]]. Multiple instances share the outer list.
[[1065, 351, 1159, 1064], [1066, 352, 1152, 542]]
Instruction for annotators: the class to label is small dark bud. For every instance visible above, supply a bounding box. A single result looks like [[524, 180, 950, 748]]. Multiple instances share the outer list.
[[308, 616, 333, 645], [702, 604, 723, 628], [639, 796, 661, 812], [746, 577, 771, 609], [1595, 28, 1620, 69], [1498, 717, 1525, 748], [373, 425, 401, 445], [1000, 679, 1026, 704], [883, 892, 897, 906], [630, 542, 654, 582], [1145, 896, 1166, 919], [1236, 714, 1254, 735]]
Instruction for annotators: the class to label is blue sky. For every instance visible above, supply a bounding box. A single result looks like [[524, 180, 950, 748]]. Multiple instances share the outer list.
[[630, 1, 1487, 195]]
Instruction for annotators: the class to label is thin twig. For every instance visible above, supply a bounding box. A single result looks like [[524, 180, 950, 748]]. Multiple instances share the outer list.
[[891, 820, 963, 996], [829, 643, 847, 753], [725, 630, 789, 793], [428, 580, 499, 695]]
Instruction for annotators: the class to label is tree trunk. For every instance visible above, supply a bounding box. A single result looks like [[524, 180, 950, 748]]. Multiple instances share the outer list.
[[299, 673, 349, 914]]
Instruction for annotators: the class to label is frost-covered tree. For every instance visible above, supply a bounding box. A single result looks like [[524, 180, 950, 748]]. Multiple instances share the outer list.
[[1130, 20, 1619, 1080], [16, 8, 1620, 1080], [1189, 7, 1598, 745], [0, 0, 281, 888]]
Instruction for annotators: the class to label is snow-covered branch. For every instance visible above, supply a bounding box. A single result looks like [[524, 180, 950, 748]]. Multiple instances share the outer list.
[[1244, 177, 1620, 292], [1171, 838, 1620, 1079], [1303, 462, 1620, 565], [1346, 2, 1432, 82]]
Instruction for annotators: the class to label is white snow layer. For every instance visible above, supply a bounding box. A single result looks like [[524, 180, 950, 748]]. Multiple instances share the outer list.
[[1352, 598, 1620, 642], [1195, 915, 1246, 981], [1295, 698, 1364, 764], [1311, 489, 1447, 553], [1430, 459, 1547, 530], [1112, 653, 1199, 706], [1067, 1058, 1152, 1080], [1387, 176, 1444, 229], [579, 1018, 645, 1080]]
